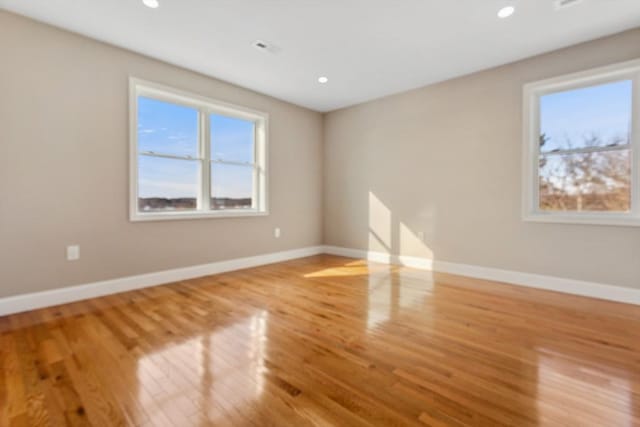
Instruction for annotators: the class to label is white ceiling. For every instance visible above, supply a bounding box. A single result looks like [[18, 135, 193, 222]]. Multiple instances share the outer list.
[[2, 0, 640, 112]]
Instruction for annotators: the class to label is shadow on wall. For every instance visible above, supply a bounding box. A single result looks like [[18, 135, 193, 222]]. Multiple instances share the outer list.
[[368, 191, 435, 262]]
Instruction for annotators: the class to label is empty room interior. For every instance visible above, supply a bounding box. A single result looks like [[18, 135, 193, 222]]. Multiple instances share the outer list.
[[2, 0, 640, 425]]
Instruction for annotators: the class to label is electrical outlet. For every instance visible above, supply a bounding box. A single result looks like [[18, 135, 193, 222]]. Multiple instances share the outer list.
[[274, 227, 281, 238], [66, 245, 80, 261]]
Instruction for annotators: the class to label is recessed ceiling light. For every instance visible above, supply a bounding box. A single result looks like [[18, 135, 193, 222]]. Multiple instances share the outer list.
[[143, 0, 159, 9], [497, 6, 515, 18], [318, 76, 329, 84]]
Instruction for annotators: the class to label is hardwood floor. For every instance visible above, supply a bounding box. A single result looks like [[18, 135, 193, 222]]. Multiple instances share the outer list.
[[1, 255, 639, 426]]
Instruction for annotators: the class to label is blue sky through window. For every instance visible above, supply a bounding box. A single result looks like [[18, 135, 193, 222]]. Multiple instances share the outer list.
[[211, 163, 253, 200], [138, 96, 198, 157], [540, 80, 632, 152], [138, 97, 255, 200], [138, 155, 198, 199], [211, 114, 254, 163]]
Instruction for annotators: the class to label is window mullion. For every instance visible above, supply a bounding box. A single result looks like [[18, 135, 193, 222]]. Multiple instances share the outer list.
[[531, 92, 541, 215], [632, 73, 640, 217], [541, 144, 630, 157], [200, 111, 211, 211], [139, 151, 200, 161], [211, 159, 257, 167], [252, 121, 259, 210]]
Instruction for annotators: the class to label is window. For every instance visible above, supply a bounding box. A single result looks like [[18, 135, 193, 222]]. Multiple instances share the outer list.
[[130, 79, 268, 221], [522, 60, 640, 226]]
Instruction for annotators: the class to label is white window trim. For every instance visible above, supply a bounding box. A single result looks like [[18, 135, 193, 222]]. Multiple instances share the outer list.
[[522, 58, 640, 227], [129, 77, 269, 222]]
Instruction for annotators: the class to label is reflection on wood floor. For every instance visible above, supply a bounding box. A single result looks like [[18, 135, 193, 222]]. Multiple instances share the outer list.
[[1, 254, 639, 426]]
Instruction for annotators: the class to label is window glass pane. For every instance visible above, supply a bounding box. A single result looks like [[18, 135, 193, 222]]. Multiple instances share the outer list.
[[138, 96, 199, 158], [211, 163, 254, 210], [210, 114, 255, 163], [539, 150, 631, 212], [138, 155, 199, 211], [539, 80, 632, 153]]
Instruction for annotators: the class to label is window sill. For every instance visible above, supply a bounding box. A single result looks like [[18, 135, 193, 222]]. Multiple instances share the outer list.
[[130, 210, 269, 222], [523, 213, 640, 227]]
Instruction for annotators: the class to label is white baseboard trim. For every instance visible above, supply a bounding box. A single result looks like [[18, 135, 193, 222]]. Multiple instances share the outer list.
[[3, 244, 638, 317], [0, 246, 324, 316], [323, 245, 640, 306]]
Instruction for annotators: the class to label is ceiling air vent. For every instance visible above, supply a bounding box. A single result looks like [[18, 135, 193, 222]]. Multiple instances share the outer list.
[[554, 0, 584, 10], [252, 40, 280, 54]]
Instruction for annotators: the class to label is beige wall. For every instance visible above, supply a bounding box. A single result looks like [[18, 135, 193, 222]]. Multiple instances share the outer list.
[[0, 11, 323, 298], [2, 10, 639, 299], [324, 28, 640, 290]]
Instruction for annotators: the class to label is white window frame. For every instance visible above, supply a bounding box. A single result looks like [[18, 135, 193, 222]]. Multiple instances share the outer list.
[[129, 77, 268, 221], [522, 59, 640, 227]]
